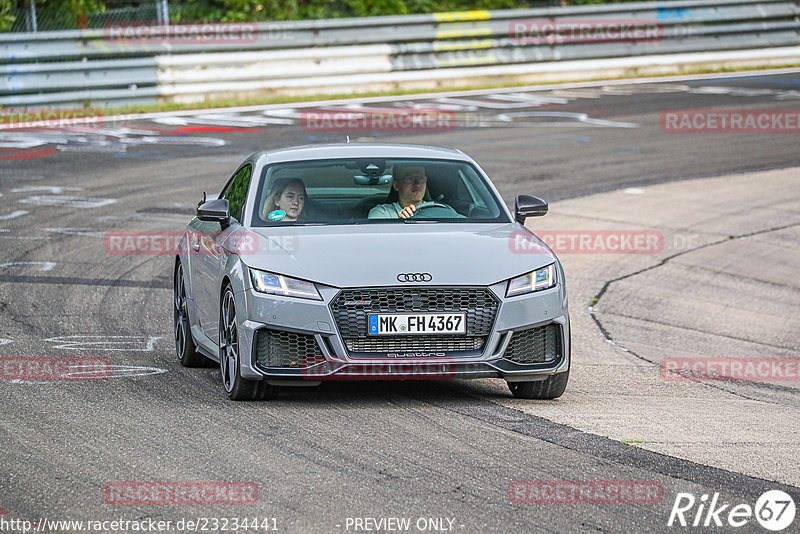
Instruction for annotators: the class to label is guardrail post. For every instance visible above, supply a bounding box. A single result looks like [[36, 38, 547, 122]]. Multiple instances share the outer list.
[[156, 0, 170, 26], [27, 0, 38, 32]]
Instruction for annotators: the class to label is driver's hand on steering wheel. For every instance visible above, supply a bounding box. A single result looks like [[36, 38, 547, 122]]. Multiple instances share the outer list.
[[398, 204, 416, 219]]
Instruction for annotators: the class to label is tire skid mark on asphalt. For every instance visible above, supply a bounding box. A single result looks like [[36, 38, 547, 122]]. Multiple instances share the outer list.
[[0, 275, 169, 289], [588, 220, 800, 399], [674, 261, 800, 291], [96, 253, 160, 354], [600, 309, 798, 352], [415, 384, 800, 501]]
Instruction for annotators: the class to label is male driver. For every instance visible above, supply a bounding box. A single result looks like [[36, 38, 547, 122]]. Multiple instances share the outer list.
[[368, 165, 459, 219]]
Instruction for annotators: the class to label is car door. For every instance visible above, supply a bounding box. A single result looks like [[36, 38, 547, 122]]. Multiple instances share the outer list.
[[193, 163, 253, 344]]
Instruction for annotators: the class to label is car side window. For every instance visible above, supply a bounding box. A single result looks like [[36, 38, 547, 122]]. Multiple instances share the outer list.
[[221, 164, 252, 223]]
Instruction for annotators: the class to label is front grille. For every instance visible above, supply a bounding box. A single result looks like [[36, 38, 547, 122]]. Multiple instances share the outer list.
[[255, 329, 326, 368], [504, 324, 561, 364], [345, 336, 485, 353], [330, 287, 498, 339]]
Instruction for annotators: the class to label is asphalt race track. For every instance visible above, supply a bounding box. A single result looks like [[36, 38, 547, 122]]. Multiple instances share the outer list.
[[0, 70, 798, 533]]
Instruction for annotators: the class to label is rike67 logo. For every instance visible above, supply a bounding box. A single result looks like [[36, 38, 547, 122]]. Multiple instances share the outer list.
[[668, 490, 796, 531]]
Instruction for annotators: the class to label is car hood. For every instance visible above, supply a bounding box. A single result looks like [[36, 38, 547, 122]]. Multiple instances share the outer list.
[[237, 223, 556, 288]]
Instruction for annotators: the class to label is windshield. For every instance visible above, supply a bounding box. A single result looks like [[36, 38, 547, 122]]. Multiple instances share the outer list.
[[250, 158, 510, 226]]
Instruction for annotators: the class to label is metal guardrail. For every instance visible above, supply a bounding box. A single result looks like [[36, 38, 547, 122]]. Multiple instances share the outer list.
[[2, 0, 800, 107]]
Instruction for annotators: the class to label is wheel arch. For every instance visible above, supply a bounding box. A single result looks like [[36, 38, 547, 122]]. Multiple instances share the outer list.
[[220, 274, 233, 295], [175, 253, 195, 298]]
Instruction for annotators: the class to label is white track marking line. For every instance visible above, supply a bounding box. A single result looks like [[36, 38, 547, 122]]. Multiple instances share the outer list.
[[10, 186, 82, 194], [44, 227, 106, 238], [18, 196, 117, 208], [44, 335, 162, 351], [0, 261, 56, 271], [3, 68, 799, 130], [0, 210, 28, 220]]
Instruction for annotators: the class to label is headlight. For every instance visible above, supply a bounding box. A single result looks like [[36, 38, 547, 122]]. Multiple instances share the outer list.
[[249, 268, 321, 300], [506, 264, 556, 297]]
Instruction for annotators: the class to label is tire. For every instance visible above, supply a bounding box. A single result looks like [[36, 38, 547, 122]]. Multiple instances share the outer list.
[[174, 261, 206, 367], [219, 285, 277, 401], [507, 370, 569, 400]]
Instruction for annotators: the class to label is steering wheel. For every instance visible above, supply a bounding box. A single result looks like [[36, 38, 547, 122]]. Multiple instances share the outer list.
[[412, 202, 454, 216]]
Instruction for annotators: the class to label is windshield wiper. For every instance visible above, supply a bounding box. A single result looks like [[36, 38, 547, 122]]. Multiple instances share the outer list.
[[403, 219, 439, 224]]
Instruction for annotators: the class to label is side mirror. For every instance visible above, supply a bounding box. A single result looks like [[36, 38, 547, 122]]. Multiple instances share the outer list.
[[197, 198, 230, 226], [514, 195, 548, 224]]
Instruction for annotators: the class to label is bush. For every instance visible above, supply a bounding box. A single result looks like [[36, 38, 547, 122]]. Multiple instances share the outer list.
[[1, 0, 15, 32], [3, 0, 657, 32], [171, 0, 556, 23]]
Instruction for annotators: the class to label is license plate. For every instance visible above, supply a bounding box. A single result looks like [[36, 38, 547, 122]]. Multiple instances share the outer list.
[[368, 313, 466, 335]]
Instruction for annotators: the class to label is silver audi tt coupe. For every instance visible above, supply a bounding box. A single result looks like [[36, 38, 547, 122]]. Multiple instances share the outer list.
[[173, 143, 570, 400]]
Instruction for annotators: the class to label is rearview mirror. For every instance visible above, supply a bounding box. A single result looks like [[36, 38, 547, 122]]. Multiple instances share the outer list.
[[514, 195, 548, 224], [353, 174, 393, 185], [197, 198, 230, 226]]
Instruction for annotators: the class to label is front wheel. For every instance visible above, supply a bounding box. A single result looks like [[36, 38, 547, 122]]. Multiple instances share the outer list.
[[219, 286, 277, 401], [507, 370, 569, 400]]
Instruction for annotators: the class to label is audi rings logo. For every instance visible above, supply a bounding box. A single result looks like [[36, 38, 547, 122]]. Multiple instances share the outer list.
[[397, 273, 433, 282]]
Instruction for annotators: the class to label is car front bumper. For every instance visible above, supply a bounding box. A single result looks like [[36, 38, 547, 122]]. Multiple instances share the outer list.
[[234, 279, 570, 382]]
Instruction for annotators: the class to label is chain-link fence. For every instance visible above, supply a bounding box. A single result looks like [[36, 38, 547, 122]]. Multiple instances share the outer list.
[[3, 1, 167, 33], [4, 0, 667, 33], [2, 0, 588, 33]]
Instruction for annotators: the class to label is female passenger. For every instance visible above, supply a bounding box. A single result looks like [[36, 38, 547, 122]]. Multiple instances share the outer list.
[[262, 178, 307, 222]]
